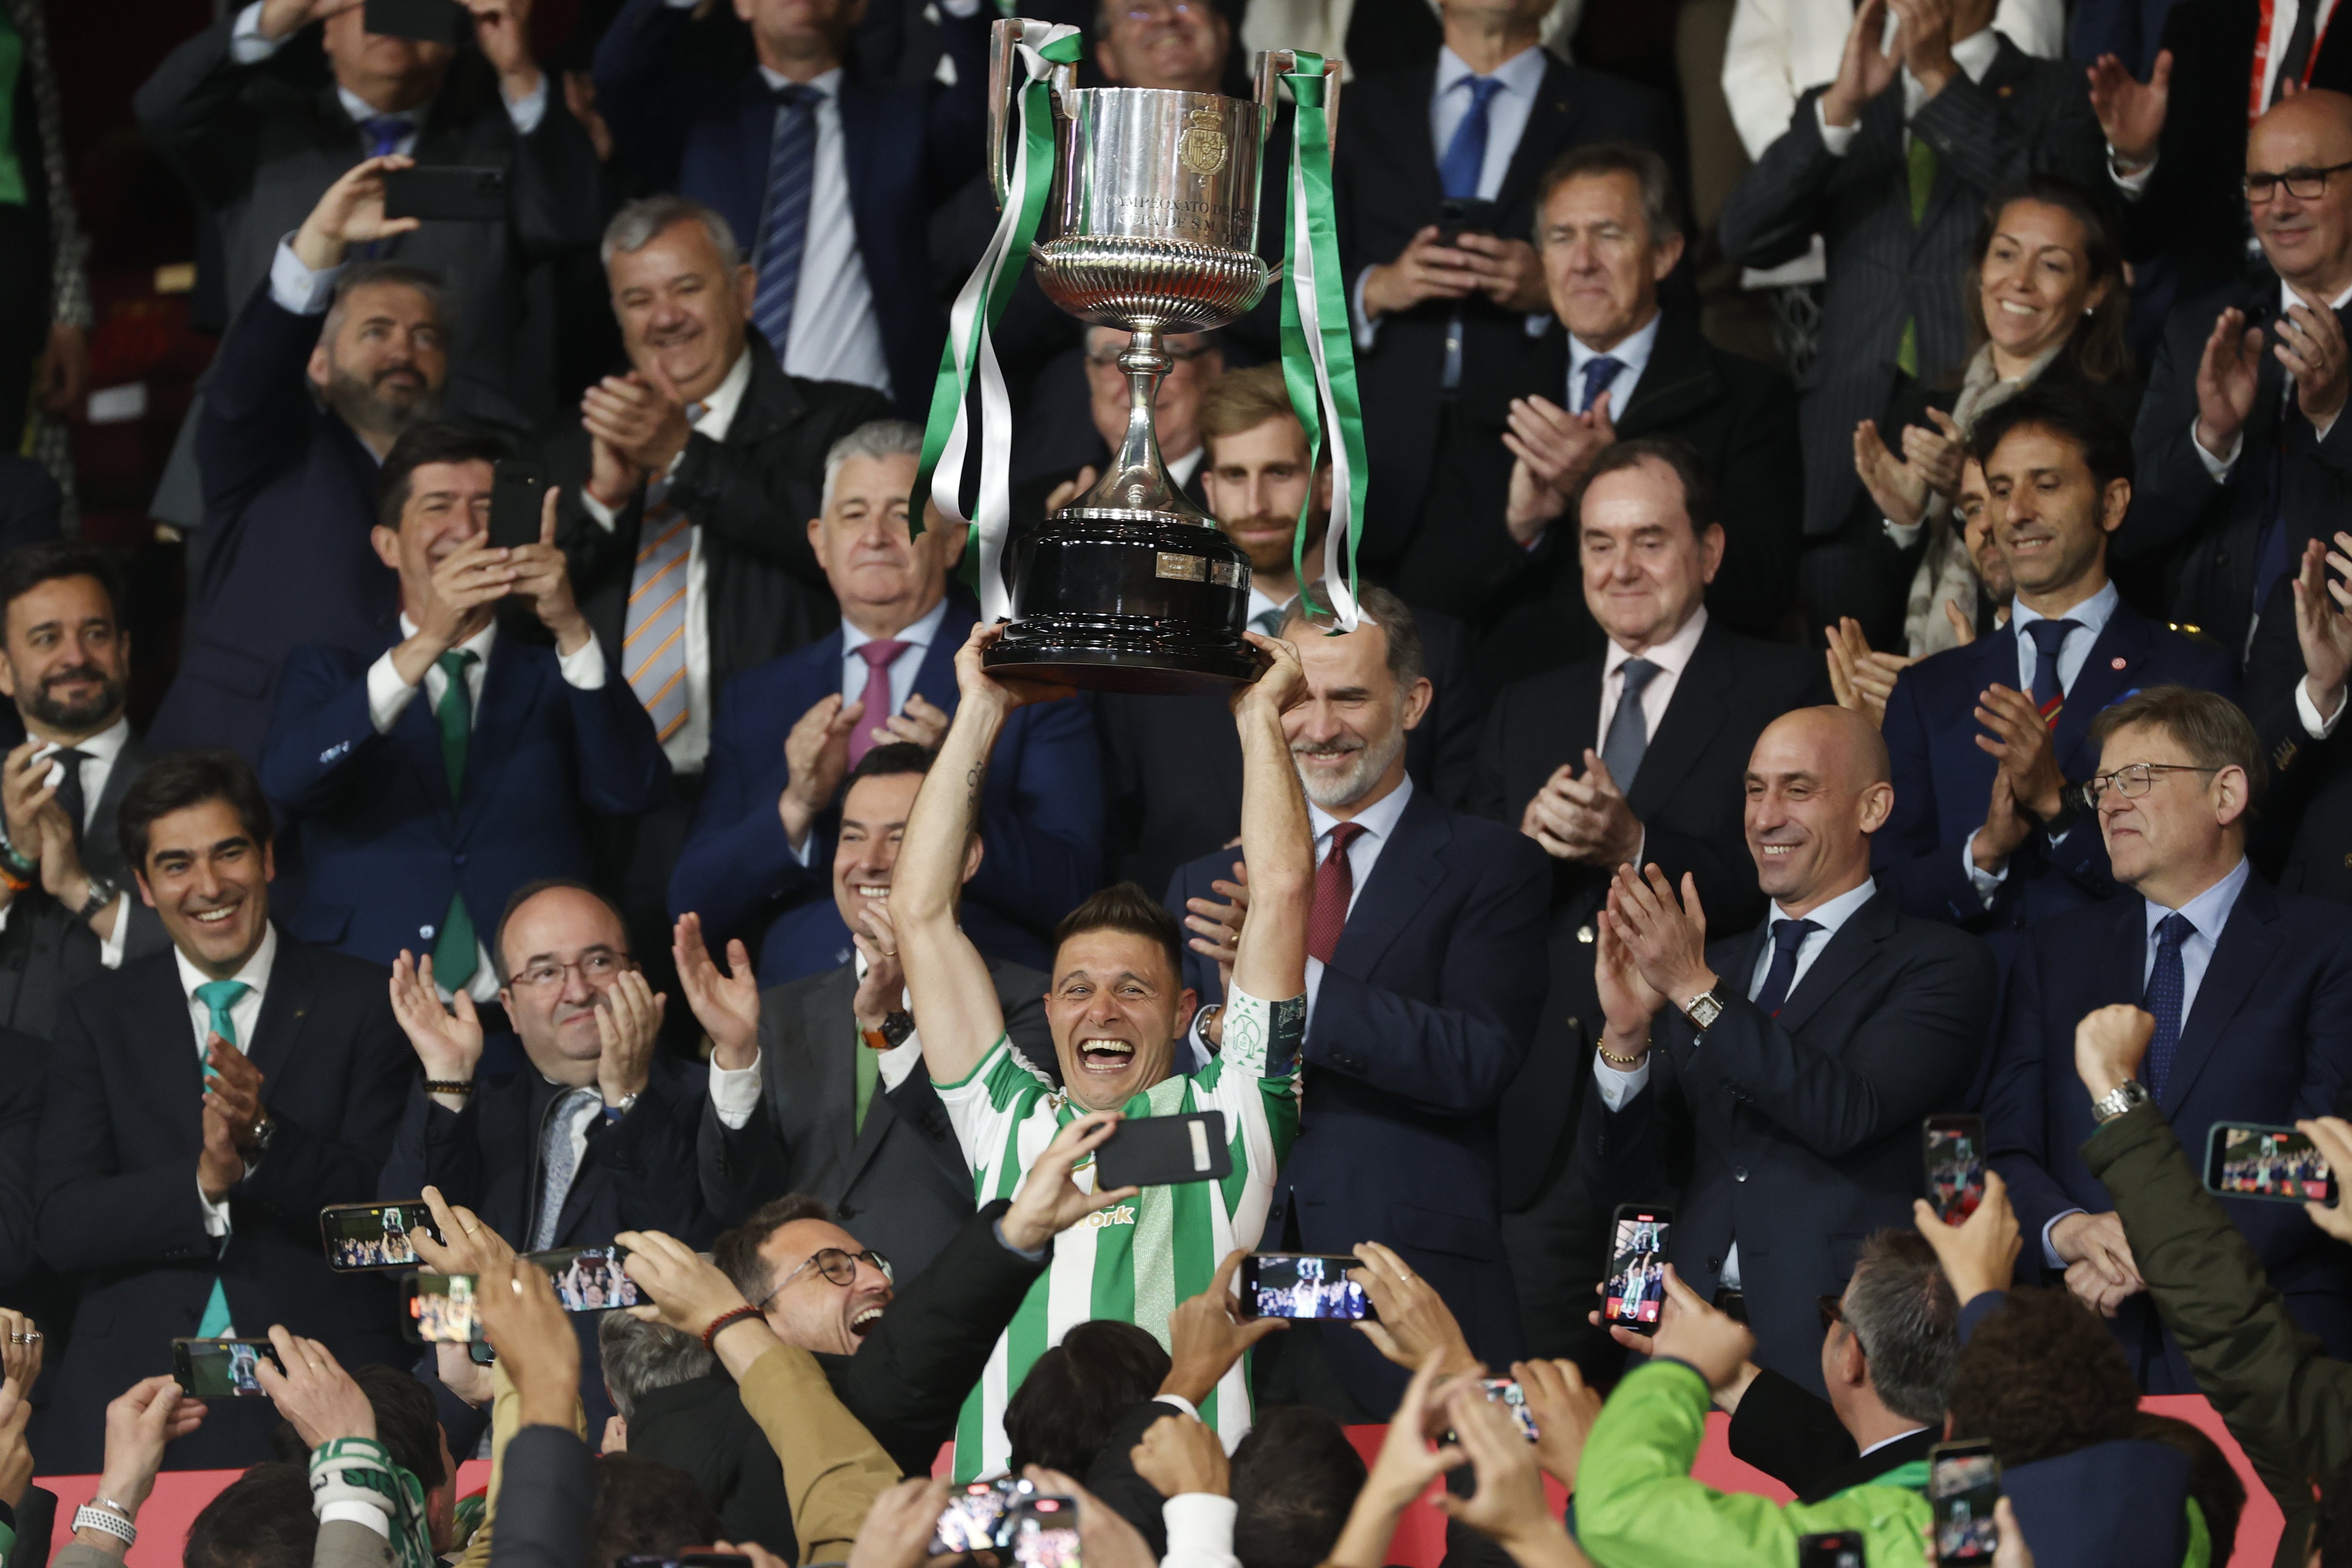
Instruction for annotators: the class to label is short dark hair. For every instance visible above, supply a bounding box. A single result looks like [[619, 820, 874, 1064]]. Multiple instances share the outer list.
[[592, 1454, 722, 1568], [119, 749, 274, 873], [846, 740, 933, 790], [491, 877, 632, 986], [2132, 1412, 2243, 1565], [0, 541, 128, 637], [1279, 581, 1426, 690], [1571, 435, 1722, 541], [377, 422, 508, 532], [1970, 177, 2133, 385], [2088, 685, 2267, 806], [1945, 1287, 2142, 1468], [270, 1365, 448, 1492], [713, 1193, 841, 1303], [1002, 1320, 1171, 1476], [1052, 881, 1186, 987], [185, 1463, 318, 1568], [1231, 1405, 1367, 1568], [1968, 381, 2136, 494], [1535, 140, 1683, 243], [1840, 1230, 1960, 1426]]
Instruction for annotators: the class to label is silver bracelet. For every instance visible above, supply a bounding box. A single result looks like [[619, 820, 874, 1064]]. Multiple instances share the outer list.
[[73, 1502, 136, 1547]]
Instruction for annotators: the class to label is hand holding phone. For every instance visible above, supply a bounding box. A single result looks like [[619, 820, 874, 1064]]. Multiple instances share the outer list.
[[172, 1337, 284, 1398], [2206, 1121, 2339, 1206], [1924, 1114, 1987, 1224], [1602, 1206, 1672, 1335], [1929, 1439, 2001, 1565], [1240, 1253, 1371, 1320]]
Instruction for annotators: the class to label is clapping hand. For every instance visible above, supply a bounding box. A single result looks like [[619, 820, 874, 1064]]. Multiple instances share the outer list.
[[1504, 394, 1614, 544], [1820, 0, 1901, 126], [1824, 618, 1915, 729], [2087, 50, 2170, 166], [2194, 307, 2265, 458], [1599, 864, 1714, 1011], [674, 912, 759, 1070], [2294, 533, 2352, 723]]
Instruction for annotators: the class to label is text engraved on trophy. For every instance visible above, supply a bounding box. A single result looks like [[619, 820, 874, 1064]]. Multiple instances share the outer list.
[[1180, 109, 1229, 176], [1155, 553, 1209, 582]]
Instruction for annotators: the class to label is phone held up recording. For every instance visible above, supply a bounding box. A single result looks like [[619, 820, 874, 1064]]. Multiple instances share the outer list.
[[1924, 1114, 1987, 1225], [1240, 1253, 1372, 1321], [2205, 1121, 2338, 1206], [1929, 1438, 2001, 1566], [1603, 1204, 1671, 1335]]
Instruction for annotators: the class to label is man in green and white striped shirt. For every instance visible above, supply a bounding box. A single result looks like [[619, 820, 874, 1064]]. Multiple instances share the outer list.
[[893, 622, 1315, 1479]]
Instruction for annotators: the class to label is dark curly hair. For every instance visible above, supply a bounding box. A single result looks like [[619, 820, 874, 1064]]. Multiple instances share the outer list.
[[1003, 1320, 1171, 1477], [1945, 1287, 2141, 1467]]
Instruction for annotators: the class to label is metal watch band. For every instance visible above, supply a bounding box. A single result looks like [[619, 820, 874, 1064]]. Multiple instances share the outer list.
[[2092, 1079, 2150, 1124]]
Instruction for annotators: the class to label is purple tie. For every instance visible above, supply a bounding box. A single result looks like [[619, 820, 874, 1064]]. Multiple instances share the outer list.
[[847, 640, 909, 768]]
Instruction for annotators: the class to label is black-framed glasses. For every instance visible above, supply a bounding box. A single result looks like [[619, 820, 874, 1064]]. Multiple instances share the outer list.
[[2083, 762, 2223, 806], [508, 950, 637, 992], [2243, 159, 2352, 201], [758, 1247, 893, 1306]]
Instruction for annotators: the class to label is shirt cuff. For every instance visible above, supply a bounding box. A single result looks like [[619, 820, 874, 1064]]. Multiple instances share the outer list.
[[2107, 149, 2156, 196], [365, 650, 425, 734], [708, 1049, 762, 1131], [581, 487, 624, 530], [96, 895, 130, 969], [877, 1030, 925, 1092], [992, 1217, 1050, 1264], [2041, 1209, 2082, 1270], [230, 1, 284, 63], [1161, 1494, 1240, 1568], [1814, 98, 1857, 156], [319, 1500, 393, 1539], [1350, 269, 1379, 352], [2192, 414, 2241, 480], [503, 73, 549, 135], [1883, 515, 1925, 550], [557, 634, 607, 690], [1593, 1048, 1650, 1111], [1963, 828, 2007, 907], [2299, 678, 2349, 738], [200, 1177, 232, 1238], [269, 235, 342, 317]]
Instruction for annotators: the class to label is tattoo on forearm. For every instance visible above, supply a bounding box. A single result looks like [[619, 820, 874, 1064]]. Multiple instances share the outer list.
[[963, 761, 988, 831]]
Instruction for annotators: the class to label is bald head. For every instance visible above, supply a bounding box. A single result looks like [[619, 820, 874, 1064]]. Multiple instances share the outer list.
[[1743, 706, 1893, 916], [2247, 89, 2352, 297]]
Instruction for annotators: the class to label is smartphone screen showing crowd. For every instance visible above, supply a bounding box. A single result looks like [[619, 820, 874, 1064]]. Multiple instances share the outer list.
[[321, 1200, 442, 1271], [1603, 1206, 1672, 1335], [1006, 1497, 1081, 1568], [932, 1478, 1036, 1555], [1924, 1115, 1987, 1224], [528, 1247, 642, 1312], [1241, 1254, 1372, 1320], [1929, 1440, 2000, 1566], [1480, 1378, 1539, 1441], [172, 1337, 281, 1398], [403, 1272, 484, 1344], [2204, 1122, 2338, 1205]]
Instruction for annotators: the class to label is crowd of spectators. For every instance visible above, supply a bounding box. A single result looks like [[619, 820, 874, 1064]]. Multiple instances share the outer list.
[[0, 0, 2348, 1563]]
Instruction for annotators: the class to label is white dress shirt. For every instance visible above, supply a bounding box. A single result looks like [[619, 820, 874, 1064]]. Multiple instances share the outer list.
[[183, 924, 281, 1238], [1568, 307, 1663, 418], [1592, 875, 1880, 1288], [1597, 605, 1708, 756], [582, 346, 758, 775], [1814, 26, 2002, 155], [2260, 0, 2343, 106], [1963, 581, 2120, 904], [230, 4, 548, 135], [2039, 856, 2252, 1264], [0, 716, 133, 967], [747, 64, 893, 400], [708, 945, 926, 1128], [1168, 445, 1206, 492]]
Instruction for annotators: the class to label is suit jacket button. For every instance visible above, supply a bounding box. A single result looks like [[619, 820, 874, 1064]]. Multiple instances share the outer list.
[[454, 851, 467, 866], [1707, 1256, 1722, 1271], [1733, 1166, 1749, 1182], [1576, 925, 1595, 944], [421, 924, 436, 939]]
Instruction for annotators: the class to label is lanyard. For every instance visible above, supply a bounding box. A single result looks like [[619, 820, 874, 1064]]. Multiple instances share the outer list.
[[2252, 0, 2333, 120]]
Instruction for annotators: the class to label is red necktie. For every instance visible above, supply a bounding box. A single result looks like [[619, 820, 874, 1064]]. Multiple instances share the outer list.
[[1306, 822, 1368, 965], [847, 639, 908, 767]]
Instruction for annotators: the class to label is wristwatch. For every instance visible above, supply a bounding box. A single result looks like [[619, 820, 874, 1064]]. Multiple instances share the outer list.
[[2040, 780, 2093, 838], [1679, 987, 1729, 1032], [2091, 1079, 2151, 1124], [861, 1010, 916, 1052], [75, 872, 118, 923]]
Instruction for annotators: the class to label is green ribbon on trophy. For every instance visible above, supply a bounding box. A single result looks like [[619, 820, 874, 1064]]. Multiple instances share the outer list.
[[1276, 54, 1369, 631], [911, 20, 1083, 622]]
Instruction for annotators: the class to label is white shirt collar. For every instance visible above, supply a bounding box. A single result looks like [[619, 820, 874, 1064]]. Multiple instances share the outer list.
[[689, 348, 757, 444], [1308, 770, 1415, 847], [842, 594, 951, 657], [2280, 276, 2352, 315], [2011, 578, 2119, 638], [1604, 603, 1709, 678], [337, 89, 421, 131], [1858, 1427, 1932, 1460], [1770, 875, 1878, 937], [395, 613, 499, 664], [175, 922, 281, 1007], [755, 64, 843, 98], [1947, 27, 2002, 81], [1570, 306, 1664, 377], [1434, 43, 1551, 100], [2146, 855, 2252, 931], [28, 714, 130, 767]]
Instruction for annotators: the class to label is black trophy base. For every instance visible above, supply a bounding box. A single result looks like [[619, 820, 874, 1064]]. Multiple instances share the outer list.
[[983, 512, 1272, 696]]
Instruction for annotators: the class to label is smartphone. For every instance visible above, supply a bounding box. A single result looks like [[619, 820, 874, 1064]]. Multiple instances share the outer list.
[[1005, 1496, 1081, 1568], [383, 165, 508, 224], [1241, 1253, 1373, 1321], [1798, 1533, 1867, 1568], [527, 1247, 642, 1312], [1924, 1114, 1988, 1224], [1095, 1110, 1231, 1190], [172, 1337, 283, 1398], [320, 1201, 443, 1272], [1929, 1439, 2001, 1566], [1480, 1377, 1539, 1442], [363, 0, 465, 43], [488, 458, 547, 550], [2205, 1122, 2338, 1205], [932, 1477, 1034, 1556], [1435, 196, 1498, 245], [402, 1272, 484, 1344], [1603, 1204, 1672, 1336]]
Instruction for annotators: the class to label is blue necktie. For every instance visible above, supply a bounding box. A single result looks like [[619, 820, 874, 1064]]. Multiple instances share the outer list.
[[2021, 617, 2079, 726], [752, 84, 820, 365], [358, 115, 409, 158], [1752, 918, 1820, 1017], [1578, 356, 1626, 414], [1438, 75, 1506, 200], [2145, 911, 2195, 1101], [1600, 657, 1660, 789]]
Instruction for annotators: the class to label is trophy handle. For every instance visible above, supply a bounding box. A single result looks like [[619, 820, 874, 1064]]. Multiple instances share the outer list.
[[988, 19, 1075, 212], [1251, 50, 1343, 148]]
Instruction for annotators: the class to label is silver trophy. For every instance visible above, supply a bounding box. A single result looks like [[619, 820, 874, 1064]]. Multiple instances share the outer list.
[[980, 27, 1337, 693]]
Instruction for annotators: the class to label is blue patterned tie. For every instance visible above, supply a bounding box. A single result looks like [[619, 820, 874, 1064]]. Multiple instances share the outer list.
[[1578, 356, 1626, 414], [2145, 911, 2195, 1101], [531, 1087, 601, 1250], [193, 980, 252, 1339], [1752, 918, 1820, 1017], [751, 84, 820, 364], [1439, 75, 1506, 200], [2022, 617, 2079, 727], [1600, 657, 1661, 789]]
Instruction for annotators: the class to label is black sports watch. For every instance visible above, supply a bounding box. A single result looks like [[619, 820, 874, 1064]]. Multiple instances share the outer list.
[[74, 873, 119, 924]]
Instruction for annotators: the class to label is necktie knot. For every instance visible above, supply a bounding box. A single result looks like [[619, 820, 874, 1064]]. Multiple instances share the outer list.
[[437, 648, 479, 685], [1325, 821, 1368, 860], [194, 980, 252, 1047], [769, 81, 820, 110], [857, 638, 910, 673], [2024, 617, 2079, 662], [358, 114, 409, 158], [2155, 910, 2196, 950], [1770, 917, 1820, 958], [1619, 656, 1661, 700], [1457, 74, 1505, 112], [1578, 356, 1626, 413], [1251, 606, 1287, 636]]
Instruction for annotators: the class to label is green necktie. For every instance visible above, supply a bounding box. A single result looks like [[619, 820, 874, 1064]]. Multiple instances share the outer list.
[[854, 1028, 881, 1134], [432, 650, 480, 992], [1896, 133, 1939, 378], [193, 979, 251, 1339]]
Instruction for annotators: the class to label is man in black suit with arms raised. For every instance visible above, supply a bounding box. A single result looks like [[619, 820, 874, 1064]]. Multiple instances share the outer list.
[[1475, 437, 1829, 1360], [34, 750, 414, 1470]]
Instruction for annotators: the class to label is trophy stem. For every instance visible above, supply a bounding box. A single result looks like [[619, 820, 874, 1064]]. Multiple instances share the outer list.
[[1073, 326, 1211, 525]]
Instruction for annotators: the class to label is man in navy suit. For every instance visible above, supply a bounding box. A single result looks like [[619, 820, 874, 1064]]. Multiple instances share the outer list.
[[1986, 685, 2352, 1391], [591, 0, 987, 420], [35, 750, 414, 1470], [1579, 705, 1995, 1393], [1879, 384, 2240, 931], [260, 424, 671, 992], [668, 419, 1101, 982], [1166, 582, 1549, 1416], [152, 156, 474, 767]]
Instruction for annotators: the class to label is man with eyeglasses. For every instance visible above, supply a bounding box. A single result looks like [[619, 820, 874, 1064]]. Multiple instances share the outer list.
[[1984, 683, 2352, 1390], [2133, 87, 2352, 658]]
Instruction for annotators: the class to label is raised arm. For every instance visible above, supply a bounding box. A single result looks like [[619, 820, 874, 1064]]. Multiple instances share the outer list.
[[1228, 634, 1311, 1006]]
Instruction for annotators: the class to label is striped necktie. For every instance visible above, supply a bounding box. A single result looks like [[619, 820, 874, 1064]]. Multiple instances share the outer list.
[[2023, 618, 2079, 728], [532, 1087, 602, 1250], [752, 84, 820, 364], [194, 979, 252, 1339], [626, 507, 694, 743]]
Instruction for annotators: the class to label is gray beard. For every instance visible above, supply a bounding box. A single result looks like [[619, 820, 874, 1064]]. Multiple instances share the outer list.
[[1293, 726, 1404, 812]]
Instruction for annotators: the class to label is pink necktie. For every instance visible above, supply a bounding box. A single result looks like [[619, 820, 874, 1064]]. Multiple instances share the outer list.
[[847, 640, 909, 767]]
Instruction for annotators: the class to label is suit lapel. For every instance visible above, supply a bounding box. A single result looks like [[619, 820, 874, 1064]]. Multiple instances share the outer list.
[[244, 937, 314, 1094], [913, 601, 981, 712], [739, 80, 776, 252], [2053, 606, 2156, 773], [1613, 311, 1719, 437], [1771, 891, 1893, 1036], [1495, 59, 1575, 216], [1913, 42, 2027, 242], [1332, 792, 1449, 974], [455, 643, 533, 832], [1626, 622, 1735, 818], [88, 736, 150, 882], [2162, 877, 2281, 1113], [805, 965, 863, 1181], [149, 955, 209, 1162], [1390, 63, 1445, 212]]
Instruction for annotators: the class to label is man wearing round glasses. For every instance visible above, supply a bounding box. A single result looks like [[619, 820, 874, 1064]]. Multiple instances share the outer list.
[[1986, 683, 2352, 1391]]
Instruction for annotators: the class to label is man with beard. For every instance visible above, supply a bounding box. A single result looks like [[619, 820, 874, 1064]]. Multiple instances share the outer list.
[[0, 543, 171, 1040], [152, 158, 457, 766], [1165, 582, 1550, 1418]]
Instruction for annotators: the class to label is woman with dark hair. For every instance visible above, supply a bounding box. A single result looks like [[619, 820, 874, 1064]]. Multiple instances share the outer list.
[[1852, 177, 2139, 657]]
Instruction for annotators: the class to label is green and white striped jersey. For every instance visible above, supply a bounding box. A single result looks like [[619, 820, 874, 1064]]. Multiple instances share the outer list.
[[934, 1000, 1301, 1480]]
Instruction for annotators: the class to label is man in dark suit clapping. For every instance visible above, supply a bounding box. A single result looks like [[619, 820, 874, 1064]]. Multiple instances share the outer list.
[[1581, 705, 1995, 1393], [35, 751, 415, 1470]]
